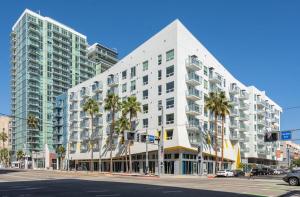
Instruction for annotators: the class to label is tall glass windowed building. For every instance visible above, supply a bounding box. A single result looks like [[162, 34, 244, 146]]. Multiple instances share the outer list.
[[10, 9, 117, 155]]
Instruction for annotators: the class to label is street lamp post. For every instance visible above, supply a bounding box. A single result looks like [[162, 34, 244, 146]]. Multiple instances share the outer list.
[[198, 126, 204, 176], [158, 105, 164, 177], [145, 129, 149, 174]]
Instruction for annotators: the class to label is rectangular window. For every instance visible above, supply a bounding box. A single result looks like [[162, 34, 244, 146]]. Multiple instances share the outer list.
[[166, 129, 173, 140], [143, 61, 148, 71], [158, 85, 162, 95], [166, 97, 174, 109], [130, 80, 136, 91], [158, 70, 162, 80], [143, 90, 148, 100], [131, 66, 136, 78], [158, 54, 162, 65], [143, 119, 148, 128], [166, 65, 174, 77], [143, 75, 148, 85], [204, 80, 208, 90], [122, 83, 127, 93], [143, 104, 148, 114], [158, 100, 162, 110], [166, 113, 174, 124], [158, 116, 162, 126], [122, 70, 127, 79], [166, 81, 174, 93], [166, 49, 174, 61], [204, 66, 208, 76]]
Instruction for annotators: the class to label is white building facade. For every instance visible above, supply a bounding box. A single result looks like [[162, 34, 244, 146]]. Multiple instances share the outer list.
[[64, 20, 282, 175]]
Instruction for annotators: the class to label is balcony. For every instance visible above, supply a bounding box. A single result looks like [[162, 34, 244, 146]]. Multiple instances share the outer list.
[[258, 149, 266, 155], [92, 94, 103, 103], [257, 119, 266, 126], [80, 88, 90, 98], [239, 136, 250, 142], [229, 133, 239, 141], [186, 72, 201, 86], [229, 98, 239, 106], [186, 56, 202, 71], [239, 91, 249, 100], [209, 72, 222, 84], [189, 132, 201, 146], [92, 82, 103, 92], [230, 109, 239, 117], [239, 114, 249, 121], [186, 120, 200, 131], [70, 104, 79, 111], [186, 88, 201, 101], [80, 122, 90, 129], [186, 103, 201, 115], [229, 120, 238, 129], [80, 112, 89, 119], [257, 99, 266, 107], [94, 118, 103, 127], [239, 103, 249, 110], [80, 134, 89, 141], [239, 124, 248, 131], [69, 134, 78, 142], [240, 147, 250, 153], [107, 75, 119, 87]]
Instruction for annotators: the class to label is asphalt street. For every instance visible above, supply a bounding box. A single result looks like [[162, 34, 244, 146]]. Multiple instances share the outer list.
[[0, 169, 299, 197]]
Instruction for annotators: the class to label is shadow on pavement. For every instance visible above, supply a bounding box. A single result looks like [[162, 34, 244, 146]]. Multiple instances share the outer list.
[[0, 179, 259, 197], [0, 169, 24, 174]]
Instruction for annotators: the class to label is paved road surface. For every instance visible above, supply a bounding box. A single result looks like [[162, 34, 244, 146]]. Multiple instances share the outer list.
[[0, 169, 298, 197]]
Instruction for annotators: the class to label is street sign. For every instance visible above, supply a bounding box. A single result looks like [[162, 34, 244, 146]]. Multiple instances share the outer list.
[[148, 135, 155, 143], [281, 131, 292, 141]]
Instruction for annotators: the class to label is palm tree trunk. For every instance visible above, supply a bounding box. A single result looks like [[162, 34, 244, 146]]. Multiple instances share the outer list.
[[110, 109, 115, 174], [214, 113, 218, 174], [90, 114, 94, 172], [129, 113, 132, 173], [129, 143, 132, 173], [221, 116, 225, 170], [125, 142, 128, 172]]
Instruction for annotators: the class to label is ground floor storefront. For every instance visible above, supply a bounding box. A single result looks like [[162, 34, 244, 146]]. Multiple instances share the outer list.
[[69, 149, 234, 175]]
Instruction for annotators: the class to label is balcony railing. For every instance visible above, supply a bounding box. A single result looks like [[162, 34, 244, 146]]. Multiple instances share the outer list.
[[209, 72, 222, 84], [186, 72, 201, 86], [239, 92, 249, 100], [186, 89, 201, 101], [107, 76, 119, 86], [92, 82, 103, 92], [186, 104, 201, 115], [186, 56, 202, 71]]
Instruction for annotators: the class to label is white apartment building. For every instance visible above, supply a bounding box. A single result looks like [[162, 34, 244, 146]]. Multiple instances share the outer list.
[[64, 19, 282, 175]]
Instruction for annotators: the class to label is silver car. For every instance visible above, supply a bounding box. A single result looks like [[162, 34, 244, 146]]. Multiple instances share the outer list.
[[283, 169, 300, 186]]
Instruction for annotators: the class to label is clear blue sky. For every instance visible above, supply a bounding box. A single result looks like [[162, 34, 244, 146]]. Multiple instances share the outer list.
[[1, 0, 299, 139]]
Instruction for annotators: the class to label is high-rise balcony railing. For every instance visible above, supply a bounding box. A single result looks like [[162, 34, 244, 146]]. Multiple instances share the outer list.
[[186, 103, 201, 115], [186, 72, 201, 86], [239, 91, 249, 100], [240, 147, 250, 153], [230, 109, 239, 117], [229, 97, 239, 106], [229, 120, 238, 129], [92, 82, 103, 92], [239, 113, 249, 121], [239, 103, 249, 110], [107, 76, 119, 87], [209, 72, 222, 84], [187, 120, 200, 130], [257, 119, 266, 126], [239, 136, 250, 142], [186, 89, 201, 101], [229, 85, 239, 95], [239, 124, 248, 131], [186, 56, 202, 71], [229, 133, 239, 141]]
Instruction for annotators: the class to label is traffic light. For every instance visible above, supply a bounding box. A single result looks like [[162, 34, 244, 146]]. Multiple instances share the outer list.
[[264, 132, 278, 142], [136, 133, 140, 142]]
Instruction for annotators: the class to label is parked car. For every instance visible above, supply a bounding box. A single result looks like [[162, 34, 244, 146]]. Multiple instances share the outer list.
[[262, 168, 274, 175], [232, 170, 245, 177], [283, 169, 300, 186], [251, 168, 263, 176], [216, 170, 234, 177], [274, 169, 283, 175]]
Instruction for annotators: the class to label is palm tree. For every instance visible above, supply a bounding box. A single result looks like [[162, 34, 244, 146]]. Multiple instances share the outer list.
[[27, 115, 38, 129], [122, 96, 141, 173], [0, 131, 8, 148], [16, 150, 25, 168], [218, 91, 232, 169], [0, 148, 9, 166], [115, 112, 130, 172], [104, 93, 121, 173], [205, 92, 221, 174], [56, 145, 66, 170], [83, 98, 99, 172]]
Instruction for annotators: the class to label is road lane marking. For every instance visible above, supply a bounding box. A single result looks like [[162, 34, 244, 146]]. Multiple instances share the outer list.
[[163, 190, 183, 193], [95, 194, 120, 197]]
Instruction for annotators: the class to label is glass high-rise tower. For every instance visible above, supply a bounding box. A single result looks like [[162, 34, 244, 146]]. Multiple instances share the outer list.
[[10, 9, 117, 155]]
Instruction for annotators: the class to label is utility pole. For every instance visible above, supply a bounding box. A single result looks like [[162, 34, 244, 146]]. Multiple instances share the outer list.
[[158, 105, 164, 177], [287, 144, 290, 168], [145, 129, 149, 174]]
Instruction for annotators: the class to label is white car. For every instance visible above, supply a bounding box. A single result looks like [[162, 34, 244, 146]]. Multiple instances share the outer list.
[[216, 170, 234, 177]]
